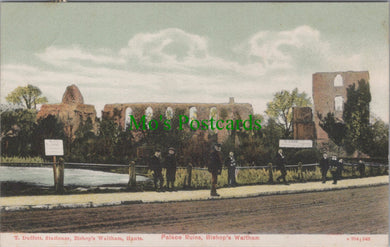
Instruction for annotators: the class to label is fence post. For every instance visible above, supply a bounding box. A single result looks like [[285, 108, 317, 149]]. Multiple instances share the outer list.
[[128, 161, 136, 188], [268, 163, 273, 184], [351, 164, 356, 177], [369, 164, 374, 176], [298, 162, 304, 182], [186, 163, 193, 188], [54, 158, 64, 194]]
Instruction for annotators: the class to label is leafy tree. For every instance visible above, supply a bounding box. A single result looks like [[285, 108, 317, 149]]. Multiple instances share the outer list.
[[266, 88, 312, 138], [366, 119, 388, 158], [1, 109, 37, 156], [318, 112, 346, 147], [319, 79, 372, 156], [95, 119, 122, 162], [32, 115, 65, 156], [70, 117, 98, 162], [343, 79, 371, 155], [6, 84, 48, 109]]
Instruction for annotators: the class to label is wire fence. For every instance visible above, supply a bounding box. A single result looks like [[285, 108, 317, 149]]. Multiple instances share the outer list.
[[1, 160, 388, 193]]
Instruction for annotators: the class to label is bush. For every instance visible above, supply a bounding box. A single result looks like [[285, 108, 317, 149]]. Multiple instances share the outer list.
[[289, 149, 321, 165]]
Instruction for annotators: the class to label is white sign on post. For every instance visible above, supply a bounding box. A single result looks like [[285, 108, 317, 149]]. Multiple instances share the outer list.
[[279, 139, 313, 148], [44, 139, 64, 156]]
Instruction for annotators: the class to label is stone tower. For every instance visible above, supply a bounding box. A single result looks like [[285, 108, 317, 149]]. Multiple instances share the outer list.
[[312, 71, 370, 144]]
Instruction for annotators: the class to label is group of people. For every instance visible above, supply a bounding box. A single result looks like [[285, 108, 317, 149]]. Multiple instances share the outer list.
[[148, 144, 367, 196], [149, 147, 177, 192], [319, 154, 343, 184], [320, 154, 366, 184], [148, 143, 238, 195]]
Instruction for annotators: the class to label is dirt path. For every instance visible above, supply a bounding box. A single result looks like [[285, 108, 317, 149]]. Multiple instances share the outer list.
[[1, 185, 388, 234]]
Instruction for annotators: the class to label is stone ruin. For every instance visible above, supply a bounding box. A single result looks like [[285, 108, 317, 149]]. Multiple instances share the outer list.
[[312, 71, 370, 144], [37, 84, 98, 140]]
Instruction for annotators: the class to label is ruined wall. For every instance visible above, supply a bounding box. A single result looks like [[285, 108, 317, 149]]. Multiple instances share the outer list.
[[102, 98, 253, 144], [37, 85, 97, 140], [292, 107, 315, 140], [312, 71, 370, 143]]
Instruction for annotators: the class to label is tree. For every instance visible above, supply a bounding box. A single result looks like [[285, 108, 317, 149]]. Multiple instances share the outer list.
[[366, 119, 388, 158], [32, 115, 65, 156], [71, 117, 98, 162], [1, 109, 37, 156], [318, 112, 346, 147], [318, 79, 372, 156], [6, 84, 48, 109], [266, 88, 312, 138], [343, 79, 371, 155]]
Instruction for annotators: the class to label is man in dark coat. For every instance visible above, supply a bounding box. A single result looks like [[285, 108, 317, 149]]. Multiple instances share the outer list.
[[330, 156, 343, 184], [208, 143, 222, 196], [319, 153, 329, 183], [275, 149, 289, 185], [165, 147, 177, 191], [225, 151, 237, 187], [149, 149, 164, 191]]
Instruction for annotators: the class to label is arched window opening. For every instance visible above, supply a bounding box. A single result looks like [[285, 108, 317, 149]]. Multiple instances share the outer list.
[[335, 96, 344, 111], [124, 107, 133, 130], [166, 107, 174, 120], [189, 107, 197, 125], [145, 107, 153, 129], [209, 107, 218, 131], [334, 74, 343, 87]]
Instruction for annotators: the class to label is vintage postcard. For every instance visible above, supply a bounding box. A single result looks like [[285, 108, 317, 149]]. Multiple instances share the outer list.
[[0, 2, 388, 247]]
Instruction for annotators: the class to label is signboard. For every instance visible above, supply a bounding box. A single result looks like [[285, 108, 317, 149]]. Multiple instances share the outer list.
[[279, 139, 313, 148], [44, 139, 64, 156]]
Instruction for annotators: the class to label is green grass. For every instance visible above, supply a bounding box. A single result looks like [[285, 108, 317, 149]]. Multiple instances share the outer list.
[[0, 156, 46, 164], [143, 165, 387, 190]]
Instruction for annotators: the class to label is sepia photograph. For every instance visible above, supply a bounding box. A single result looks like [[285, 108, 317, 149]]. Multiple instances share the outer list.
[[0, 2, 389, 246]]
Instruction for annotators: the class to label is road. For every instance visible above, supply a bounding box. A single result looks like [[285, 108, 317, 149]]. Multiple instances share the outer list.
[[1, 185, 388, 234]]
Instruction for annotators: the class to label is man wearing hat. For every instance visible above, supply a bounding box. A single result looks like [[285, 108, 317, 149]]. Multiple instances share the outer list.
[[208, 143, 223, 196], [275, 149, 289, 185], [165, 147, 177, 191], [319, 153, 329, 183], [149, 149, 164, 192]]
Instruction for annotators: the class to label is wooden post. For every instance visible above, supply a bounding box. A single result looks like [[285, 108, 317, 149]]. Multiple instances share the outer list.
[[128, 161, 136, 188], [53, 156, 64, 194], [53, 156, 57, 190], [298, 162, 304, 182], [369, 164, 374, 176], [58, 158, 65, 193], [186, 163, 193, 188], [268, 163, 273, 184]]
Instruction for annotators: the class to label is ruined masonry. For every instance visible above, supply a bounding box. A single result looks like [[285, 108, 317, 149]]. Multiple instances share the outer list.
[[37, 84, 98, 140]]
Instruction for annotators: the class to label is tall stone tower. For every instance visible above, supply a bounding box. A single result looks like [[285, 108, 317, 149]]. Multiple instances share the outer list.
[[312, 71, 370, 144]]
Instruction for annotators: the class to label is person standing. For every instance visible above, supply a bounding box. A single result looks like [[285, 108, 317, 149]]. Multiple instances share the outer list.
[[225, 151, 237, 187], [276, 149, 289, 185], [319, 153, 329, 183], [358, 160, 366, 178], [149, 149, 164, 192], [165, 147, 177, 191], [208, 143, 222, 196], [330, 156, 343, 184]]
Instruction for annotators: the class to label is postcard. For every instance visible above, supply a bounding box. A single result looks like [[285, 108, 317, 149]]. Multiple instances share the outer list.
[[0, 2, 388, 247]]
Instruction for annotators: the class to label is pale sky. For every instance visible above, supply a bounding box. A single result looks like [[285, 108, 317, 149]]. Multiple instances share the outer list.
[[1, 3, 389, 121]]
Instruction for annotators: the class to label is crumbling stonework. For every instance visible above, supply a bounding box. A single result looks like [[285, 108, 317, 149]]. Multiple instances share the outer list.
[[312, 71, 370, 144], [292, 107, 315, 140], [37, 85, 97, 140], [102, 98, 253, 144]]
